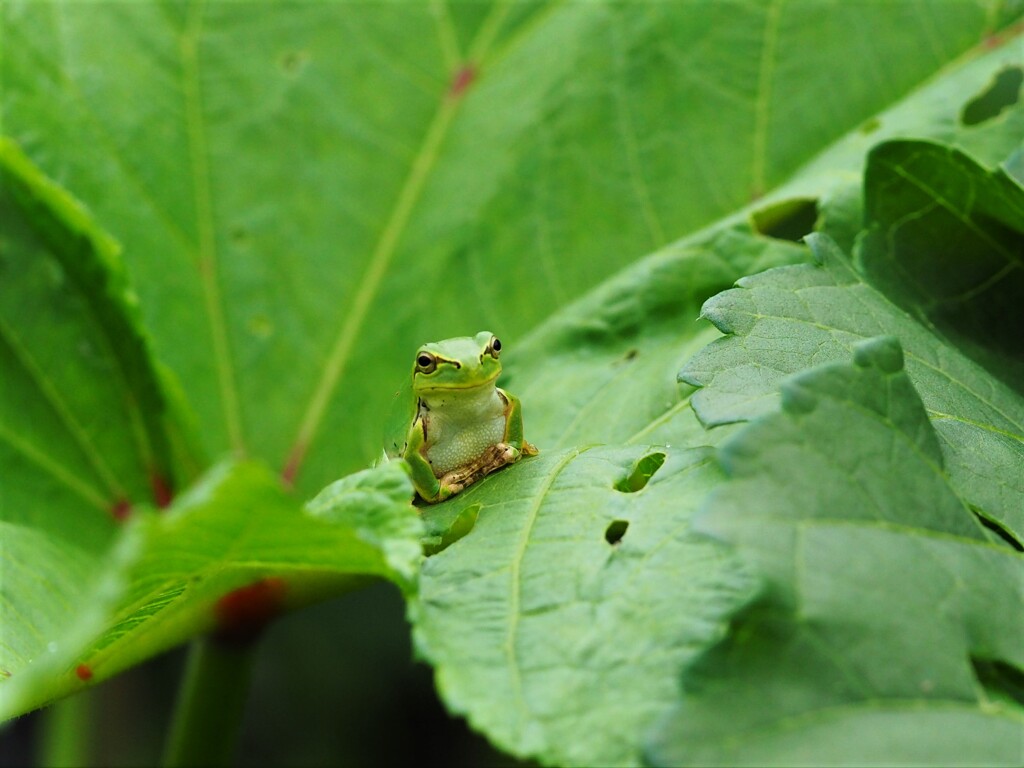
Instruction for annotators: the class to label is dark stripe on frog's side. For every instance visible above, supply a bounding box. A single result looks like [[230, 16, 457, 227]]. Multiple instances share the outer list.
[[417, 398, 430, 446]]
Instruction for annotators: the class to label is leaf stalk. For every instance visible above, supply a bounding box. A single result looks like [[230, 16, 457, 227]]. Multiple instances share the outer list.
[[162, 636, 256, 768]]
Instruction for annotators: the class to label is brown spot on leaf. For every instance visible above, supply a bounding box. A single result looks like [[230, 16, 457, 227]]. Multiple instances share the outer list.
[[151, 472, 173, 508], [448, 64, 476, 99], [111, 498, 132, 521], [214, 578, 287, 643], [282, 444, 306, 487]]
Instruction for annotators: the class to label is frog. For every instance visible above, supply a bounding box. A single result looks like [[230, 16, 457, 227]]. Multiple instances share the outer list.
[[385, 331, 538, 504]]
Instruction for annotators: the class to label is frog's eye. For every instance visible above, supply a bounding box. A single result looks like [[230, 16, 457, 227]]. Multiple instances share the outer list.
[[416, 352, 437, 374], [487, 336, 502, 358]]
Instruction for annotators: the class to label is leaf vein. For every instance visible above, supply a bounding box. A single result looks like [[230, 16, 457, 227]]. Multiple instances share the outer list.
[[505, 447, 579, 733], [0, 319, 119, 506], [180, 0, 245, 453]]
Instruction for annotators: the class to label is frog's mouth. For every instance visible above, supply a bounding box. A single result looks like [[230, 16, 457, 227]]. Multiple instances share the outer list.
[[417, 371, 500, 393]]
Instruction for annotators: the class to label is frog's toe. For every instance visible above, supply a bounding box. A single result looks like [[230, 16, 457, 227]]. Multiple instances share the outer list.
[[495, 443, 517, 462]]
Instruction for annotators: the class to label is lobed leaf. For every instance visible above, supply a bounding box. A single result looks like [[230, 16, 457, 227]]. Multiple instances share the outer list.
[[648, 339, 1024, 766], [859, 140, 1024, 388], [683, 228, 1024, 544]]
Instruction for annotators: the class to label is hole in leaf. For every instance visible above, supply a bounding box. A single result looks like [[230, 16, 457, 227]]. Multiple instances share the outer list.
[[971, 657, 1024, 707], [604, 519, 629, 545], [751, 198, 819, 243], [975, 510, 1023, 551], [615, 452, 666, 493], [961, 66, 1023, 126]]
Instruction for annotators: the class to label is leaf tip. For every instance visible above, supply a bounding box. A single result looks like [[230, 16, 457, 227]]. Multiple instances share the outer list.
[[853, 336, 904, 374], [780, 382, 819, 416], [700, 294, 738, 334]]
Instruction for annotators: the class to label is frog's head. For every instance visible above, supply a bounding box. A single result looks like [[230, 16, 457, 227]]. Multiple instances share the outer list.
[[412, 331, 502, 394]]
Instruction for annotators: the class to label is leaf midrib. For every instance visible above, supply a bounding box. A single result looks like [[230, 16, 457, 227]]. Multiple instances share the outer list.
[[282, 2, 516, 483], [180, 0, 245, 454], [504, 447, 579, 735]]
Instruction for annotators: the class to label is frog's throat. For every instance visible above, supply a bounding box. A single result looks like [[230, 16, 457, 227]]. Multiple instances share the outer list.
[[416, 371, 500, 394]]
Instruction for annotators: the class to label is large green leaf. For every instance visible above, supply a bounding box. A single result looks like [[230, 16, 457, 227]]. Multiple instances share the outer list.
[[682, 154, 1024, 542], [508, 20, 1024, 456], [859, 140, 1024, 387], [647, 338, 1024, 766], [414, 445, 757, 768], [0, 458, 422, 718], [507, 227, 809, 451], [0, 138, 181, 688], [0, 150, 421, 715], [2, 0, 1008, 494], [408, 24, 1024, 768], [2, 1, 1023, 759]]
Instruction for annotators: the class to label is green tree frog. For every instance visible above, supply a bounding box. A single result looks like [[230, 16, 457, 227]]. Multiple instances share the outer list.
[[386, 331, 538, 504]]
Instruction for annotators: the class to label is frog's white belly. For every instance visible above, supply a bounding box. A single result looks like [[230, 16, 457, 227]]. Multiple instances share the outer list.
[[422, 388, 507, 475]]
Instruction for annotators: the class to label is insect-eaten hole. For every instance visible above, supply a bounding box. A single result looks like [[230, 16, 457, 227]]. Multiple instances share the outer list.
[[614, 452, 666, 493], [604, 519, 629, 545], [971, 656, 1024, 707], [961, 66, 1023, 126], [751, 197, 819, 243], [974, 509, 1023, 552]]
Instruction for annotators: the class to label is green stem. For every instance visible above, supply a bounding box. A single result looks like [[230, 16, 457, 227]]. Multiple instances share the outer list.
[[162, 636, 256, 768], [38, 691, 93, 768]]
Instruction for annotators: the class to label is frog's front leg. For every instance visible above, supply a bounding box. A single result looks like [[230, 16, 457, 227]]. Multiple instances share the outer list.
[[402, 416, 452, 504], [500, 389, 539, 458]]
